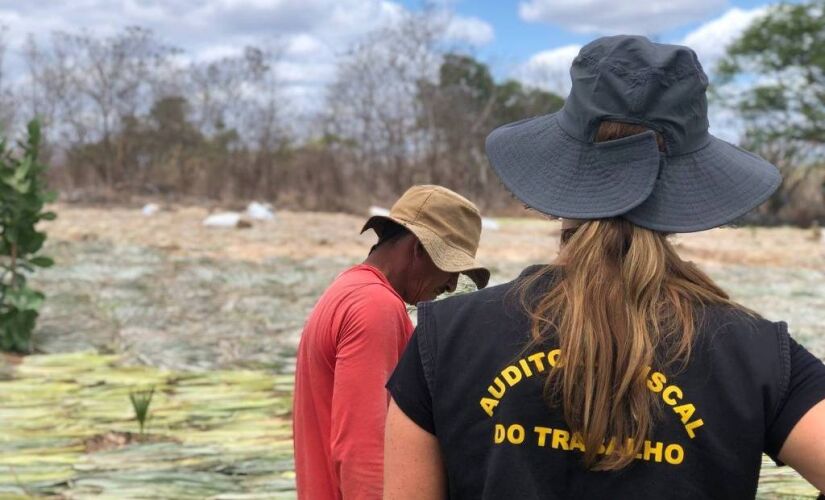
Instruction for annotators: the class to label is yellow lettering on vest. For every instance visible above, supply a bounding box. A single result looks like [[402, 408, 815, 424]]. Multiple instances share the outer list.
[[488, 377, 506, 398], [603, 438, 616, 455], [507, 424, 525, 444], [684, 419, 704, 439], [534, 426, 553, 447], [665, 444, 684, 465], [527, 352, 547, 373], [494, 424, 505, 443], [547, 349, 561, 368], [662, 385, 683, 405], [480, 397, 499, 417], [625, 438, 637, 456], [647, 371, 667, 392], [518, 358, 534, 377], [570, 432, 586, 452], [501, 366, 522, 386], [552, 429, 571, 450], [673, 403, 695, 424], [533, 426, 553, 448], [643, 440, 664, 463]]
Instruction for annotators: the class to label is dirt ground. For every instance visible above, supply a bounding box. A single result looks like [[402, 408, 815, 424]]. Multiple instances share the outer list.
[[43, 204, 825, 270], [3, 203, 822, 498], [33, 203, 825, 364]]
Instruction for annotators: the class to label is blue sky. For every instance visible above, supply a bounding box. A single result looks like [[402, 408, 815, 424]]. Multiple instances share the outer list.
[[0, 0, 783, 138], [396, 0, 778, 85]]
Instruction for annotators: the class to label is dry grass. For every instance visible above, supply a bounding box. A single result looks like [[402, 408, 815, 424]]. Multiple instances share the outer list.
[[41, 204, 824, 269], [5, 203, 821, 498]]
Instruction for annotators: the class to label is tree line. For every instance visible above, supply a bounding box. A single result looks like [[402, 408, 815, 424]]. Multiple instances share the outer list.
[[0, 3, 822, 223]]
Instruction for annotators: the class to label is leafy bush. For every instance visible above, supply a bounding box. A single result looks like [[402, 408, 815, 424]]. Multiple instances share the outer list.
[[0, 121, 56, 352]]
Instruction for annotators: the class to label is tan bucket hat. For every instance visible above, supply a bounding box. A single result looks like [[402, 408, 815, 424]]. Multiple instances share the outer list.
[[361, 185, 490, 289]]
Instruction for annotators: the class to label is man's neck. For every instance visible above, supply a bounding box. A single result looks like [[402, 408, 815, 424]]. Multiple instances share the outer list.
[[364, 250, 406, 299]]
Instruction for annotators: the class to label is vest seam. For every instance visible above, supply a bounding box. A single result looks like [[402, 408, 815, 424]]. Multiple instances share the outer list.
[[416, 303, 438, 403], [772, 321, 791, 423]]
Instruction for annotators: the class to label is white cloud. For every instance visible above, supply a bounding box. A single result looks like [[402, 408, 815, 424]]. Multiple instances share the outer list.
[[445, 16, 494, 46], [679, 7, 768, 142], [518, 0, 726, 35], [283, 34, 327, 58], [679, 7, 766, 75], [0, 1, 495, 114], [0, 0, 417, 114], [513, 44, 581, 97], [276, 60, 336, 85]]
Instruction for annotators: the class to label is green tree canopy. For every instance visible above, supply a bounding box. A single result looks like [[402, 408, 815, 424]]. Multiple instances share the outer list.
[[717, 0, 825, 147], [717, 0, 825, 225]]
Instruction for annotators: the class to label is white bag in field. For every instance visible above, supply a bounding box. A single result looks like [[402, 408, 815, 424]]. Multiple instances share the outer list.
[[369, 206, 390, 217], [141, 203, 160, 216], [481, 218, 500, 231], [203, 212, 246, 228], [246, 201, 275, 221]]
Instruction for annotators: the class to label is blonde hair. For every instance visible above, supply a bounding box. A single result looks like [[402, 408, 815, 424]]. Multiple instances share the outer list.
[[521, 122, 744, 470]]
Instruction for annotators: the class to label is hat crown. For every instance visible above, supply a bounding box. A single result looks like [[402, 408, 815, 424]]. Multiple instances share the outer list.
[[559, 35, 710, 155], [390, 185, 482, 257]]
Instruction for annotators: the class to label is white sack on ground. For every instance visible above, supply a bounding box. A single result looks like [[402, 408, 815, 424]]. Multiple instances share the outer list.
[[246, 202, 275, 221]]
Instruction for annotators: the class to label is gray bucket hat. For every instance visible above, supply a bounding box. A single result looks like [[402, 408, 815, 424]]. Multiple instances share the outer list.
[[485, 35, 782, 233]]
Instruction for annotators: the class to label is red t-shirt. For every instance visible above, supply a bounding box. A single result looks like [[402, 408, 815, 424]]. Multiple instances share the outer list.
[[293, 264, 414, 499]]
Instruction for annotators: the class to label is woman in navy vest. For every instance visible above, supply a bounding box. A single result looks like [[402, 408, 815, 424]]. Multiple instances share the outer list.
[[384, 35, 825, 499]]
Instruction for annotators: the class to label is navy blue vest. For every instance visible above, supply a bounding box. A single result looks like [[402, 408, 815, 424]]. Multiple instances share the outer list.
[[415, 266, 789, 499]]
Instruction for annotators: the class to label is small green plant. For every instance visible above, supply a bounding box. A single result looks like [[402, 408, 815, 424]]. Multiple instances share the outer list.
[[129, 386, 155, 435], [0, 120, 56, 353]]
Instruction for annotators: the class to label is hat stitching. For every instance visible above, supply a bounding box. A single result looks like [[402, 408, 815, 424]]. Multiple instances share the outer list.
[[576, 53, 703, 85], [664, 137, 714, 159], [556, 114, 662, 153], [429, 185, 479, 213], [412, 190, 436, 223], [407, 221, 477, 260], [386, 214, 477, 259], [404, 222, 488, 287], [585, 113, 670, 152]]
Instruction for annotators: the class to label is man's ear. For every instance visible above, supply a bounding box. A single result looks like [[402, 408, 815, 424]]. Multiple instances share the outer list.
[[413, 239, 427, 260]]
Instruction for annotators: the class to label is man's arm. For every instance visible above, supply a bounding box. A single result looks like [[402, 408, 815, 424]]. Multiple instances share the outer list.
[[330, 293, 410, 499]]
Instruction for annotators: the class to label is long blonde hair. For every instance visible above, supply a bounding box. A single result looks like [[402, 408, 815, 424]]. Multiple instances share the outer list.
[[522, 122, 744, 470]]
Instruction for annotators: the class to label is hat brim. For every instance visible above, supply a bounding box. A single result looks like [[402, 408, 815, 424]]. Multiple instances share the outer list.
[[485, 113, 781, 233], [361, 215, 490, 289]]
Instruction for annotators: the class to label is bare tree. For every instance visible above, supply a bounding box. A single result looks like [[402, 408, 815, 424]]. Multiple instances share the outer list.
[[184, 44, 286, 198], [323, 10, 447, 201], [21, 27, 177, 188]]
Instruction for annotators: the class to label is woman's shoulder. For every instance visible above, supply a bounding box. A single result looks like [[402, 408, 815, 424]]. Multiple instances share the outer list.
[[692, 303, 790, 381], [697, 302, 782, 338]]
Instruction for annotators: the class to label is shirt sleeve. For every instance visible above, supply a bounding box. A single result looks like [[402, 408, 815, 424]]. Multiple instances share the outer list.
[[330, 289, 411, 499], [387, 329, 436, 434], [765, 335, 825, 461]]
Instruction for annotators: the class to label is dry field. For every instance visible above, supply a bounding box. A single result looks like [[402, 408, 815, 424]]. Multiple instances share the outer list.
[[37, 204, 825, 360], [0, 203, 822, 498]]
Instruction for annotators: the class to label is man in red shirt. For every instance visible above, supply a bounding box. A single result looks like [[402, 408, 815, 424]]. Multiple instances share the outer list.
[[293, 185, 490, 499]]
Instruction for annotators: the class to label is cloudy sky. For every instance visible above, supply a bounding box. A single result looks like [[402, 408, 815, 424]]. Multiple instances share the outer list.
[[0, 0, 777, 138]]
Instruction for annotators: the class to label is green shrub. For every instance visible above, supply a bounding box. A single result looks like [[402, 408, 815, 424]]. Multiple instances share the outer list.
[[0, 120, 56, 353]]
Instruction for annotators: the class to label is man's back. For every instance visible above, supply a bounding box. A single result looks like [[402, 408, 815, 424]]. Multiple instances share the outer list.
[[293, 264, 413, 499]]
